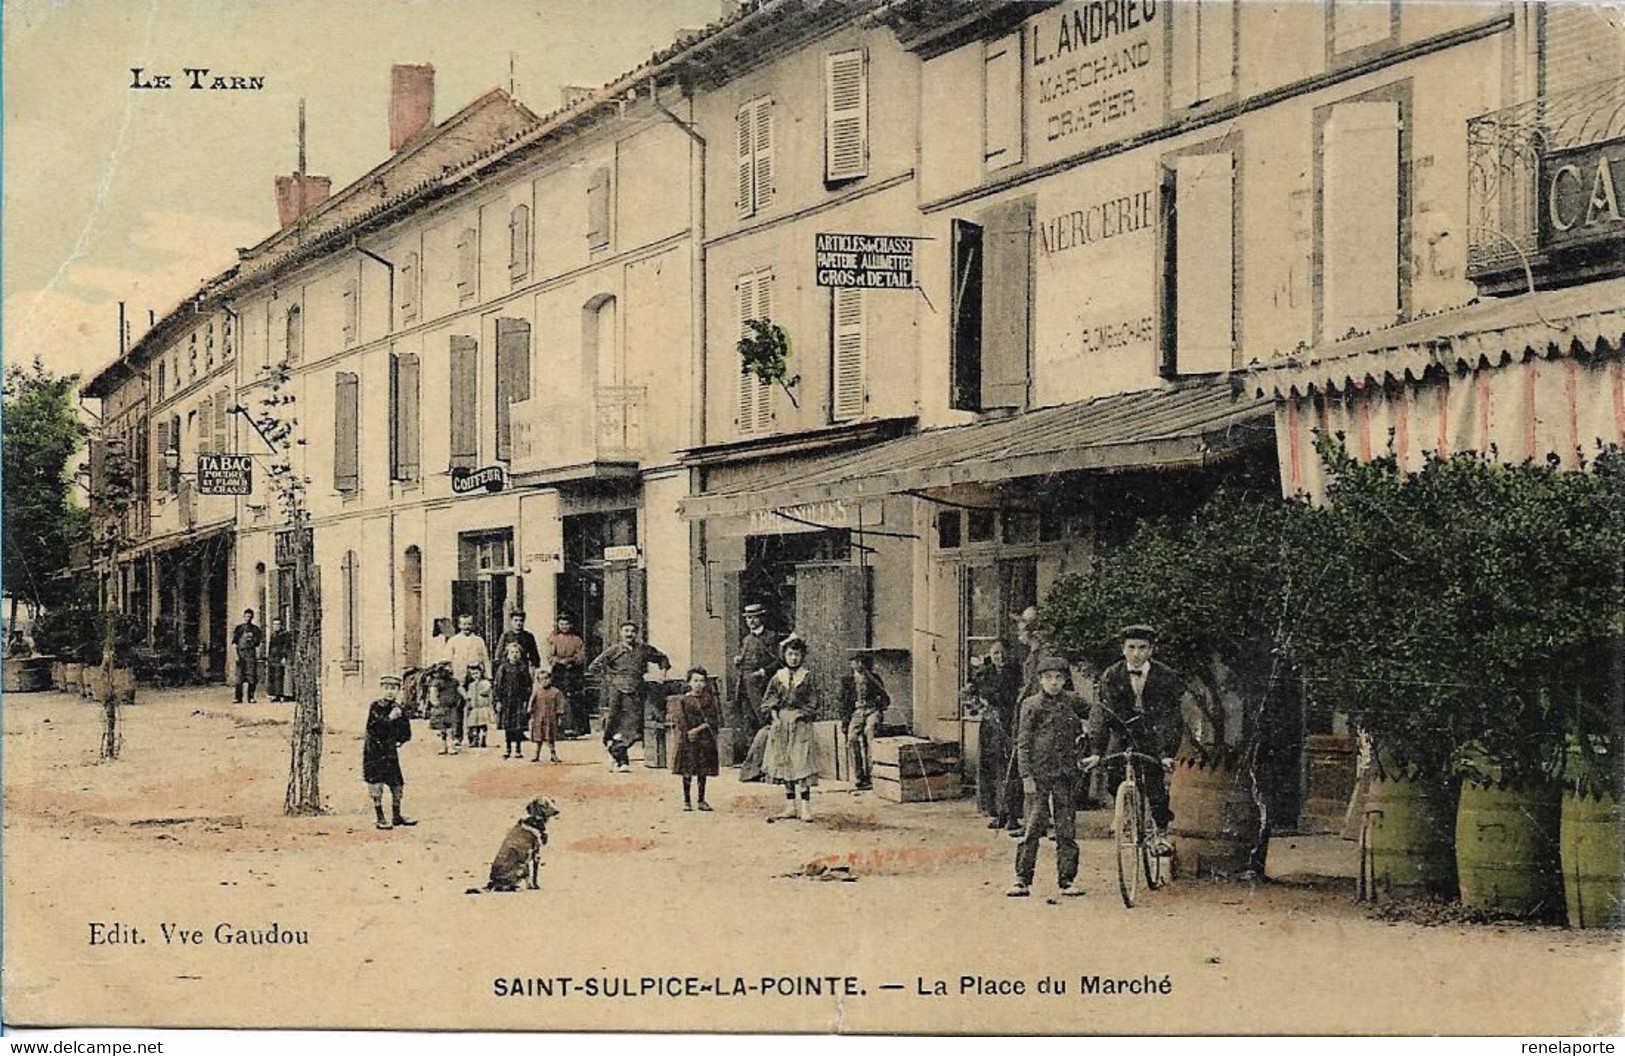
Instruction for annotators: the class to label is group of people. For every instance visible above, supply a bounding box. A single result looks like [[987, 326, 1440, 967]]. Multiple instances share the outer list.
[[230, 608, 294, 704]]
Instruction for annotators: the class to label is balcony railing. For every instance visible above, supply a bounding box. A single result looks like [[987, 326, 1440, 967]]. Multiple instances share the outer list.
[[510, 385, 645, 479]]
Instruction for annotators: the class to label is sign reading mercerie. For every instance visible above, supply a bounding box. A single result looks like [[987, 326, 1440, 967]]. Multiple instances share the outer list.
[[197, 453, 252, 496], [815, 233, 916, 289]]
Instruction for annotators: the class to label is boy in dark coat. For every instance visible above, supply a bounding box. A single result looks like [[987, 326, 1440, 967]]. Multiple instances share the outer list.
[[838, 651, 891, 790], [1084, 624, 1188, 830], [266, 618, 293, 702], [364, 675, 417, 831], [1009, 656, 1089, 898]]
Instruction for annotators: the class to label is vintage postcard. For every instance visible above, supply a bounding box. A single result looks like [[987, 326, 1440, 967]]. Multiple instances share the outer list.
[[3, 0, 1623, 1038]]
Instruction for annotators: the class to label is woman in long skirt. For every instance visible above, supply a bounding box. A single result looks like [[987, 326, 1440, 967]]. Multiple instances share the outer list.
[[761, 634, 819, 823]]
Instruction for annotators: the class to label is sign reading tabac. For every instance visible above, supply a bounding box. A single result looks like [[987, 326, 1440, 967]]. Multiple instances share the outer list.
[[814, 233, 917, 288], [1027, 0, 1163, 168], [196, 452, 252, 495]]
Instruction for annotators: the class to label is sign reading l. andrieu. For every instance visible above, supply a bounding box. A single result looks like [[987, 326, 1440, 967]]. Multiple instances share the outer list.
[[815, 233, 916, 289]]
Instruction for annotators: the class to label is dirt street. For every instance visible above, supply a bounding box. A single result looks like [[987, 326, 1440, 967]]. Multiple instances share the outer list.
[[4, 686, 1620, 1035]]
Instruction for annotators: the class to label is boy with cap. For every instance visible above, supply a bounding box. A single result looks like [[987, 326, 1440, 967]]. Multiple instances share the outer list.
[[363, 675, 417, 831], [1009, 655, 1090, 898], [838, 650, 891, 790]]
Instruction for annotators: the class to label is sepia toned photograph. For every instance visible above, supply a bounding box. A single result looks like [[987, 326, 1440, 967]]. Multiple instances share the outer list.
[[2, 0, 1623, 1039]]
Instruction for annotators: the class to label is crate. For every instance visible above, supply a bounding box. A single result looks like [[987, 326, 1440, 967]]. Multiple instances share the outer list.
[[642, 720, 669, 768], [870, 736, 963, 802]]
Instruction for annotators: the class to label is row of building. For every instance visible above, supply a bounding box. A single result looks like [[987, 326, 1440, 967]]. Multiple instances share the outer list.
[[82, 0, 1625, 814]]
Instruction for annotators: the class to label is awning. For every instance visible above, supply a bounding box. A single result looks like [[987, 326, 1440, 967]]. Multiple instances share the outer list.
[[1247, 278, 1625, 400], [680, 380, 1273, 520]]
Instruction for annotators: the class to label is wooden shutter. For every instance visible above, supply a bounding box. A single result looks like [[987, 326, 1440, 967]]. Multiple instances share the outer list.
[[1173, 153, 1235, 374], [586, 169, 611, 249], [214, 388, 230, 454], [509, 205, 530, 279], [737, 271, 774, 434], [334, 371, 360, 493], [825, 50, 868, 182], [390, 353, 421, 481], [495, 319, 530, 462], [831, 287, 865, 421], [150, 418, 167, 496], [197, 397, 213, 458], [1197, 0, 1235, 102], [342, 280, 358, 345], [736, 102, 756, 218], [983, 35, 1022, 169], [1324, 101, 1401, 339], [168, 415, 181, 493], [457, 228, 477, 300], [978, 197, 1033, 410], [754, 99, 775, 212], [449, 336, 479, 469], [950, 220, 985, 410], [400, 253, 418, 322]]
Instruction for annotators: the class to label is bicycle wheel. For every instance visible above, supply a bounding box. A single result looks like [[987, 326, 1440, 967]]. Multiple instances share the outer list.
[[1142, 811, 1167, 891], [1116, 782, 1142, 908]]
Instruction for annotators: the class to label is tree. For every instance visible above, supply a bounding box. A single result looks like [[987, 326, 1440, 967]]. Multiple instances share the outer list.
[[3, 358, 89, 617], [91, 433, 139, 759]]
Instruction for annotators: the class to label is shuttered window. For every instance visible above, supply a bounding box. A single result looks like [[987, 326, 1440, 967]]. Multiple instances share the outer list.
[[153, 418, 170, 497], [342, 279, 358, 345], [586, 169, 611, 251], [1168, 152, 1235, 375], [1323, 100, 1401, 339], [831, 287, 865, 422], [197, 396, 214, 457], [341, 550, 360, 663], [168, 415, 181, 493], [456, 227, 477, 302], [156, 361, 166, 399], [494, 319, 532, 462], [214, 388, 230, 455], [334, 371, 360, 493], [509, 205, 531, 281], [285, 305, 303, 365], [1332, 0, 1392, 54], [950, 219, 985, 411], [825, 50, 868, 182], [1172, 0, 1235, 108], [399, 252, 420, 323], [736, 97, 775, 219], [978, 198, 1033, 410], [449, 335, 479, 469], [984, 35, 1023, 170], [736, 270, 774, 435], [390, 353, 421, 482]]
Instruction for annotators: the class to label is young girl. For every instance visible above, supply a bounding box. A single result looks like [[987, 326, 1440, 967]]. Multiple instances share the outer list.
[[529, 667, 566, 763], [462, 662, 495, 749], [426, 662, 462, 755], [492, 640, 533, 761], [669, 667, 721, 811], [761, 634, 819, 823]]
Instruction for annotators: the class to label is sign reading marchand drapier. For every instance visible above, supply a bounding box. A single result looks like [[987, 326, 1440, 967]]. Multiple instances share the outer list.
[[1027, 0, 1162, 167], [814, 234, 916, 288]]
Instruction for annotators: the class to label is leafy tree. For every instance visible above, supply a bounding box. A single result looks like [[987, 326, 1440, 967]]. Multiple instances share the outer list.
[[3, 358, 89, 616]]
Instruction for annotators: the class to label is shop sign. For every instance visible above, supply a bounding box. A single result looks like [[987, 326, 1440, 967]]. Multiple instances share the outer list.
[[452, 465, 508, 494], [603, 544, 641, 563], [1539, 139, 1625, 254], [196, 453, 253, 496], [814, 233, 917, 289], [747, 498, 884, 536], [1026, 0, 1164, 168]]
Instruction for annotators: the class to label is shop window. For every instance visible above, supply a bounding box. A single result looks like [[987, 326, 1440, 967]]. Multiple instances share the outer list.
[[586, 168, 611, 251], [736, 96, 775, 219], [1171, 0, 1234, 110], [1320, 99, 1402, 340], [984, 34, 1023, 171], [1161, 150, 1236, 377], [494, 318, 532, 462], [509, 204, 531, 282], [937, 511, 962, 550], [1002, 510, 1039, 545], [830, 287, 865, 422], [825, 49, 868, 183], [967, 508, 996, 544], [334, 372, 360, 493], [961, 557, 1038, 700], [389, 352, 420, 482], [449, 335, 479, 470]]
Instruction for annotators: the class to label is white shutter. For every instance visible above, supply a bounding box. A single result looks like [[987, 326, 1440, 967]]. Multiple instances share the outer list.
[[737, 277, 759, 432], [983, 34, 1023, 169], [754, 98, 775, 212], [1196, 0, 1234, 103], [754, 272, 774, 431], [1171, 2, 1200, 108], [736, 103, 756, 218], [831, 287, 865, 421], [1332, 0, 1391, 53], [1174, 153, 1235, 374], [1324, 101, 1401, 339], [826, 50, 868, 182]]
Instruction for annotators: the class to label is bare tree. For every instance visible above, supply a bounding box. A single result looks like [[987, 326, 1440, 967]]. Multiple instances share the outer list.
[[91, 434, 136, 759]]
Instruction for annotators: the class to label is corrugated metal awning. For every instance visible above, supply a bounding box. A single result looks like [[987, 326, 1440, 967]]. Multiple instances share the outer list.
[[680, 380, 1273, 520], [1247, 278, 1625, 400]]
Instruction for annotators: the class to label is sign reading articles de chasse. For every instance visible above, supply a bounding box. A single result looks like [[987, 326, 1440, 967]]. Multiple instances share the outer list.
[[815, 233, 917, 289]]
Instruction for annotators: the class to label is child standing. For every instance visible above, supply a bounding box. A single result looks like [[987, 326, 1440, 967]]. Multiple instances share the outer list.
[[529, 668, 566, 763], [426, 662, 462, 755], [462, 662, 495, 749], [363, 675, 416, 830], [670, 667, 721, 811], [493, 641, 533, 761]]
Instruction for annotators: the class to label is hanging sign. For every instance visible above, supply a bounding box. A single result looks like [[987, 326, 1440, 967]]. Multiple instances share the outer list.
[[197, 453, 253, 495], [452, 465, 508, 494], [815, 233, 917, 289]]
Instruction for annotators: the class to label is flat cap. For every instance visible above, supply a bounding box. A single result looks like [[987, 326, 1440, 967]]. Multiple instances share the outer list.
[[1120, 624, 1158, 642], [378, 674, 403, 687], [742, 603, 768, 617]]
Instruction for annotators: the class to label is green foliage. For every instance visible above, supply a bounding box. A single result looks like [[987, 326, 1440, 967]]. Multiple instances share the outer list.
[[3, 358, 90, 610], [737, 318, 792, 384]]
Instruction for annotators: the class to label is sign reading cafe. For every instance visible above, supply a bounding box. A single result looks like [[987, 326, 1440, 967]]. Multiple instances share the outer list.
[[814, 233, 917, 289], [1539, 139, 1624, 253]]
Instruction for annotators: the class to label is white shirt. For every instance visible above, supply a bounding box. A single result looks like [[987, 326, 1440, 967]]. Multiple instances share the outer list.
[[447, 632, 490, 678]]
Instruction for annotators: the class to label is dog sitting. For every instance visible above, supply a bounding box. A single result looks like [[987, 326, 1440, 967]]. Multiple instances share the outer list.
[[483, 796, 560, 892]]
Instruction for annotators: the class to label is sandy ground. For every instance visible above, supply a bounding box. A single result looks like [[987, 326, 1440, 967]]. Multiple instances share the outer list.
[[3, 685, 1621, 1035]]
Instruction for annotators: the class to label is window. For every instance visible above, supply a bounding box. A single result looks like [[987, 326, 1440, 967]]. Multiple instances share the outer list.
[[1171, 0, 1234, 109], [949, 219, 984, 411], [955, 197, 1032, 411], [736, 97, 775, 219], [389, 352, 421, 482], [967, 508, 996, 543], [1161, 151, 1235, 376], [341, 549, 360, 665], [205, 321, 216, 371], [334, 371, 360, 493], [167, 414, 180, 493], [156, 360, 166, 399], [586, 169, 611, 251], [342, 280, 358, 345], [213, 388, 229, 456], [984, 34, 1023, 170], [830, 287, 865, 422], [1321, 99, 1401, 339], [509, 205, 531, 281], [223, 313, 234, 357], [284, 305, 303, 365], [456, 227, 477, 303], [937, 511, 962, 549], [1331, 0, 1393, 55], [399, 251, 420, 323], [736, 269, 774, 435], [825, 50, 868, 182], [189, 332, 198, 381], [449, 335, 479, 469], [494, 318, 532, 462]]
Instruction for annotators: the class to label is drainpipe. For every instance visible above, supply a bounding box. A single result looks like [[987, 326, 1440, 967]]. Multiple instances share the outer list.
[[649, 76, 707, 452]]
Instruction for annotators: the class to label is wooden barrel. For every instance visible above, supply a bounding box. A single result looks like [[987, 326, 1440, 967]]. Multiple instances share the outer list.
[[1365, 774, 1457, 899], [1302, 733, 1358, 833], [1456, 781, 1562, 917], [1561, 788, 1625, 929], [1168, 755, 1268, 879]]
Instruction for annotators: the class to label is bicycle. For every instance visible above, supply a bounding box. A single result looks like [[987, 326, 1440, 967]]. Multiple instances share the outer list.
[[1081, 750, 1171, 908]]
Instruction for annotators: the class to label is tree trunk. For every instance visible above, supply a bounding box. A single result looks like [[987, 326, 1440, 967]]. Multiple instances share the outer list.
[[284, 529, 324, 815], [99, 571, 121, 760]]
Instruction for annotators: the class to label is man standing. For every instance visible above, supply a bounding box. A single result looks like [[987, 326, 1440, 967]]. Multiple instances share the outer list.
[[970, 639, 1025, 835], [266, 617, 293, 703], [839, 651, 891, 790], [547, 613, 589, 737], [363, 675, 417, 831], [733, 603, 781, 748], [587, 621, 670, 772], [1009, 656, 1089, 899], [231, 609, 263, 704], [495, 611, 543, 672], [1085, 625, 1187, 832], [446, 614, 491, 685]]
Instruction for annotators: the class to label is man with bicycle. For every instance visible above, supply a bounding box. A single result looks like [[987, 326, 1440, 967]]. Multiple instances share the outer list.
[[1080, 625, 1187, 844], [1007, 655, 1090, 898]]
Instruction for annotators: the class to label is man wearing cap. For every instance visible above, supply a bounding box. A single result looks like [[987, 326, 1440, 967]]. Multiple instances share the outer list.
[[839, 651, 891, 790], [1009, 655, 1090, 898], [587, 621, 671, 772], [1083, 625, 1187, 834], [733, 603, 782, 750], [363, 675, 417, 830], [547, 613, 589, 738], [231, 608, 264, 703]]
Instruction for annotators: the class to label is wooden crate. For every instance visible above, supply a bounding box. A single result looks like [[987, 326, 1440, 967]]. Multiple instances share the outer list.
[[812, 719, 847, 780], [873, 770, 963, 803]]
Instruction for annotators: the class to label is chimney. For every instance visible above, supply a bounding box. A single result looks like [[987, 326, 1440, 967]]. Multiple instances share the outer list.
[[274, 173, 333, 228], [390, 63, 435, 151]]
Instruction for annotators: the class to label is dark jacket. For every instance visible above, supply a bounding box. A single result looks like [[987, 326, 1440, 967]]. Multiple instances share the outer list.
[[669, 688, 722, 777], [231, 621, 263, 656], [1089, 659, 1187, 762], [267, 630, 293, 662], [363, 700, 412, 786], [496, 629, 542, 670], [1015, 689, 1089, 785], [971, 658, 1023, 730], [492, 659, 534, 733], [587, 641, 670, 693], [838, 669, 891, 723]]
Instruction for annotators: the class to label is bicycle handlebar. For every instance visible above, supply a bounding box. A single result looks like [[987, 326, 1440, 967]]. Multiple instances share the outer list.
[[1078, 750, 1166, 771]]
